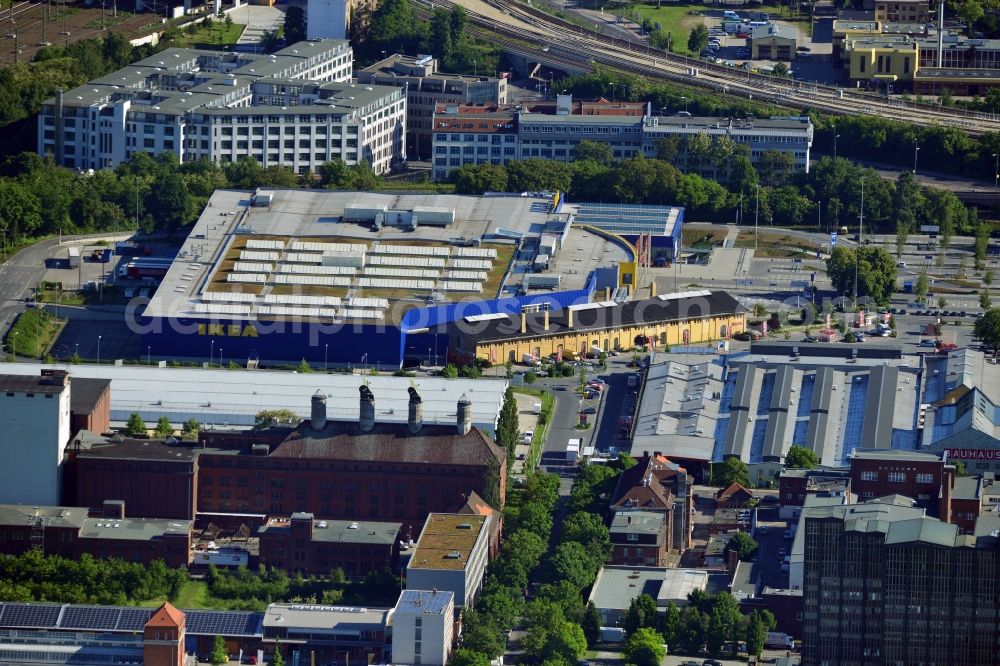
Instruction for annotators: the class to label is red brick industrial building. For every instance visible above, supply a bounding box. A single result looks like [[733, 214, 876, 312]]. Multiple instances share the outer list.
[[257, 514, 401, 577], [0, 502, 191, 568], [69, 387, 505, 539]]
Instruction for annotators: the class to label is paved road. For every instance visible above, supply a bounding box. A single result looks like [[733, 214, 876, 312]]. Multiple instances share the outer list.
[[0, 237, 64, 343]]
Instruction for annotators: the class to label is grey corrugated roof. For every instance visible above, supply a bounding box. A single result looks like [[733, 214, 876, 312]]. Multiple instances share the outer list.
[[752, 23, 798, 40], [860, 365, 898, 449], [883, 517, 959, 547], [78, 517, 191, 542], [0, 505, 87, 530], [258, 518, 401, 545]]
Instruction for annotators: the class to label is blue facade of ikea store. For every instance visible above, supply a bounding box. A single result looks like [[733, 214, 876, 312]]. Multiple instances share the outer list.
[[141, 276, 597, 368]]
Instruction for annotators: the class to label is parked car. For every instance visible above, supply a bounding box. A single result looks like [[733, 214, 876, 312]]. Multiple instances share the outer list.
[[803, 335, 819, 343], [581, 406, 597, 415], [919, 339, 938, 348], [734, 331, 753, 341]]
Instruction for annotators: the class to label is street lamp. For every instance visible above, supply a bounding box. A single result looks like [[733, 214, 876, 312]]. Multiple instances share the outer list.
[[219, 348, 223, 367], [680, 96, 689, 114], [913, 140, 920, 174], [993, 153, 998, 190], [362, 353, 368, 374], [147, 345, 151, 366], [834, 133, 840, 160], [96, 335, 102, 365], [210, 339, 214, 367], [754, 183, 760, 253], [324, 344, 328, 372]]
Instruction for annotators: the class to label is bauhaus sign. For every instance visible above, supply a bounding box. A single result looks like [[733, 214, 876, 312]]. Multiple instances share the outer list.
[[946, 448, 1000, 460]]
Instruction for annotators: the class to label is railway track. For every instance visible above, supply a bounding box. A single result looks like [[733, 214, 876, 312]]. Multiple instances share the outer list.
[[422, 0, 1000, 135]]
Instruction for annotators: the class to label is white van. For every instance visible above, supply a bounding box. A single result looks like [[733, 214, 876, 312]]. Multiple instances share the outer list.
[[723, 10, 739, 19]]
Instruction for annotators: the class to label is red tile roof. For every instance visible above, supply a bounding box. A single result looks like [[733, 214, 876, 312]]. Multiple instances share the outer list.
[[716, 482, 754, 502], [145, 602, 184, 629]]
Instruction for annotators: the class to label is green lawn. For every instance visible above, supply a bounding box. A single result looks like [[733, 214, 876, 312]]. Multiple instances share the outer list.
[[162, 21, 245, 48], [135, 580, 220, 610]]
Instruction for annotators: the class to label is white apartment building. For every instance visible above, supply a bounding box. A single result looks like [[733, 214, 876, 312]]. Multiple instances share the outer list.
[[0, 371, 72, 506], [391, 590, 454, 666], [37, 40, 407, 174], [307, 0, 378, 40]]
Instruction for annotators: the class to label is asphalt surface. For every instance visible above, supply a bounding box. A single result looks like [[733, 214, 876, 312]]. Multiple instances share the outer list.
[[0, 237, 66, 344]]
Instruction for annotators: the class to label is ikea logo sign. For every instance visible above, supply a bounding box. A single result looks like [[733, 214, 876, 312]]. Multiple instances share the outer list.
[[197, 324, 258, 337]]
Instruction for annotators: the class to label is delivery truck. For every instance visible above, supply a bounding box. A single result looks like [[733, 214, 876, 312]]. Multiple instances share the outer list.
[[67, 247, 81, 268]]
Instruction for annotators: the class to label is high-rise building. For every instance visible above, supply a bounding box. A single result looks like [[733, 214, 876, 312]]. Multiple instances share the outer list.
[[0, 370, 72, 505], [801, 496, 1000, 665]]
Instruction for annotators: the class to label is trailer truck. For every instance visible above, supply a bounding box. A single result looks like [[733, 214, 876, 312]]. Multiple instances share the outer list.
[[67, 247, 81, 268]]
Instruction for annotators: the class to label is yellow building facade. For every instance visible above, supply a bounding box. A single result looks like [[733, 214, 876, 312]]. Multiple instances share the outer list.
[[848, 39, 918, 83], [452, 292, 747, 364]]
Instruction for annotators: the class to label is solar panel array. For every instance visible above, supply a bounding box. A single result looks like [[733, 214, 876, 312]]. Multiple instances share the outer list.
[[450, 258, 492, 270], [202, 291, 257, 303], [369, 244, 450, 257], [278, 264, 357, 276], [258, 305, 337, 318], [245, 239, 286, 250], [228, 273, 267, 284], [275, 274, 352, 287], [290, 241, 367, 253], [239, 250, 280, 262], [265, 293, 342, 307], [233, 262, 274, 273], [339, 308, 385, 320], [445, 270, 488, 281], [0, 603, 263, 637], [359, 277, 435, 290], [185, 610, 262, 637], [368, 255, 447, 268], [285, 252, 324, 264], [193, 303, 253, 315], [349, 297, 389, 308], [453, 247, 498, 259], [438, 281, 483, 292], [364, 267, 441, 279]]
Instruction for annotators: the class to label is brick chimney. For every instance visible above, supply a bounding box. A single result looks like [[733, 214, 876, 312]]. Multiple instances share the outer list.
[[543, 308, 550, 332], [567, 307, 574, 329], [311, 389, 327, 431], [457, 394, 472, 435], [359, 385, 375, 433], [650, 280, 657, 298], [407, 387, 423, 434], [520, 310, 527, 334]]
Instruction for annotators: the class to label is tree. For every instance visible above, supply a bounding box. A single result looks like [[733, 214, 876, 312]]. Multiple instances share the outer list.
[[725, 532, 759, 562], [547, 541, 601, 590], [785, 445, 819, 469], [678, 605, 708, 655], [895, 220, 910, 258], [687, 24, 709, 53], [146, 172, 191, 233], [154, 416, 173, 438], [272, 644, 285, 666], [254, 409, 299, 430], [210, 635, 228, 665], [181, 418, 200, 439], [461, 609, 505, 658], [453, 163, 508, 194], [497, 388, 520, 470], [126, 412, 146, 436], [662, 601, 681, 646], [975, 308, 1000, 354], [582, 601, 602, 647], [573, 140, 614, 164], [561, 512, 611, 559], [915, 270, 930, 303], [284, 5, 306, 43], [746, 611, 768, 658], [623, 593, 659, 636], [706, 592, 742, 657], [825, 246, 898, 305], [715, 457, 750, 487], [773, 61, 789, 78], [450, 649, 490, 666], [625, 627, 666, 666], [524, 370, 538, 384], [986, 270, 995, 287], [297, 358, 313, 373], [960, 0, 985, 33]]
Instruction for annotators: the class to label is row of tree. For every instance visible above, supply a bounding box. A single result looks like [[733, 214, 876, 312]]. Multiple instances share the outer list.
[[0, 151, 392, 244], [622, 588, 777, 659], [0, 550, 185, 605], [452, 148, 974, 233]]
